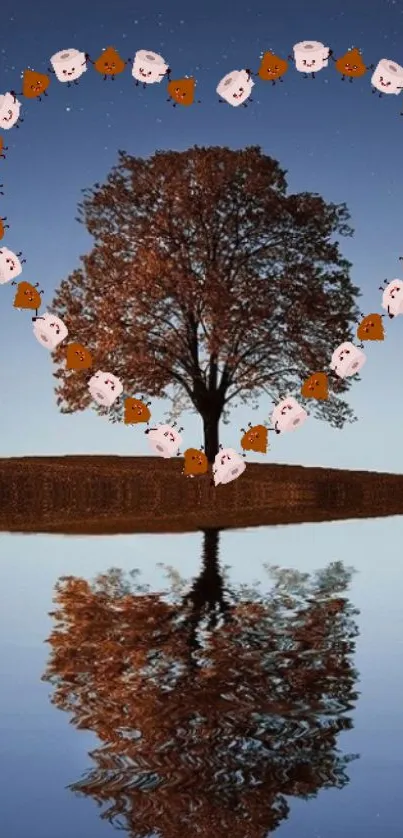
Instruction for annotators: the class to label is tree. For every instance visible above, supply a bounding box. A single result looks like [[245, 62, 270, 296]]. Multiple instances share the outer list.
[[42, 537, 360, 837], [51, 145, 361, 461]]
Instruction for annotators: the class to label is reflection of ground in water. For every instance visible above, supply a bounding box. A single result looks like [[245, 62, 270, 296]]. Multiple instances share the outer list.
[[43, 529, 360, 838]]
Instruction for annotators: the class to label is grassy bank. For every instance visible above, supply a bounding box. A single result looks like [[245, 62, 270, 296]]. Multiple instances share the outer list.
[[0, 455, 402, 535]]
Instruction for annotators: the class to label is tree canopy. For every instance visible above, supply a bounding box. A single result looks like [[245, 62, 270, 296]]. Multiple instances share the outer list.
[[42, 532, 360, 836], [51, 145, 361, 460]]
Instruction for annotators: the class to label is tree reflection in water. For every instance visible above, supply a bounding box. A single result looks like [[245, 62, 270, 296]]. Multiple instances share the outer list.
[[42, 529, 360, 837]]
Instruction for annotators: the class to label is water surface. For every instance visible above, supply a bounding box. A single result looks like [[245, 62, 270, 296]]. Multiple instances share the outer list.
[[0, 519, 402, 838]]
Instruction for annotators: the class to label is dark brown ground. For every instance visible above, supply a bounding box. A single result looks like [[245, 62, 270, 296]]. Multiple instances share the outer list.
[[0, 455, 402, 535]]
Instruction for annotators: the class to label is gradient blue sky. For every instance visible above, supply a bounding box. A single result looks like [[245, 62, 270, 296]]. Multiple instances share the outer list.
[[1, 0, 403, 471]]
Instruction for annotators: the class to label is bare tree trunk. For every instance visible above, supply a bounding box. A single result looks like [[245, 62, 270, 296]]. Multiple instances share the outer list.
[[202, 411, 221, 463]]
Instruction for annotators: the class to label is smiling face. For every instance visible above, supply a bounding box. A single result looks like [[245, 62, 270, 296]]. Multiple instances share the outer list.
[[22, 69, 50, 99], [335, 48, 367, 78], [65, 342, 93, 370], [258, 51, 288, 81], [132, 52, 168, 84], [330, 341, 366, 378], [51, 50, 87, 83], [271, 396, 308, 434], [124, 397, 151, 425], [94, 47, 126, 76], [371, 60, 403, 94], [183, 447, 208, 476], [88, 371, 123, 406], [357, 313, 384, 341], [0, 93, 21, 130], [213, 448, 245, 485], [13, 281, 41, 310], [301, 371, 329, 400], [33, 313, 68, 349], [167, 77, 195, 105], [240, 424, 268, 453], [382, 279, 403, 317], [216, 70, 254, 106], [0, 247, 22, 283]]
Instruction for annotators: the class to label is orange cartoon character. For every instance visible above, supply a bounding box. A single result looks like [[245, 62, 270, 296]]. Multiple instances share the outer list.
[[65, 342, 93, 370], [0, 137, 7, 159], [92, 47, 129, 80], [257, 51, 289, 85], [12, 280, 43, 316], [301, 371, 329, 400], [183, 446, 209, 478], [333, 48, 374, 82], [124, 396, 152, 425], [356, 312, 385, 346], [240, 422, 269, 457], [21, 69, 50, 100], [0, 216, 9, 240], [167, 76, 198, 107]]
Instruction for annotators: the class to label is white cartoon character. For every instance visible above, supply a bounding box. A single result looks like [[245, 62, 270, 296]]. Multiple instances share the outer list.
[[145, 422, 183, 458], [271, 396, 308, 434], [216, 69, 254, 106], [380, 278, 403, 318], [213, 446, 246, 486], [291, 41, 330, 77], [88, 371, 123, 407], [132, 50, 170, 86], [0, 92, 23, 129], [32, 312, 68, 350], [330, 341, 366, 379], [0, 247, 25, 284], [371, 59, 403, 96], [49, 49, 88, 84]]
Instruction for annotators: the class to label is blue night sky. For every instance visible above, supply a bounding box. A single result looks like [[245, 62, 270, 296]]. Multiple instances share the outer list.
[[1, 0, 403, 472]]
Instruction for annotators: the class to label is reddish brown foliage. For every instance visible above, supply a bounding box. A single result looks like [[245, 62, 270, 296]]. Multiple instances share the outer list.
[[42, 543, 359, 837], [51, 146, 360, 459]]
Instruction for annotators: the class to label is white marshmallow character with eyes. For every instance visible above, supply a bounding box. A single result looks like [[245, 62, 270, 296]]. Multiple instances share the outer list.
[[380, 278, 403, 319]]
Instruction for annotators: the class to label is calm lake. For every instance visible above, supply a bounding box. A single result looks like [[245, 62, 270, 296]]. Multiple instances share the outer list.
[[0, 518, 402, 838]]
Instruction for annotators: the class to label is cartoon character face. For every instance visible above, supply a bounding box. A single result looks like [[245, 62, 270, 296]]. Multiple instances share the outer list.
[[271, 396, 308, 434], [132, 50, 169, 84], [381, 279, 403, 318], [94, 47, 126, 77], [293, 41, 330, 73], [356, 313, 384, 341], [216, 69, 254, 106], [213, 448, 246, 486], [301, 371, 329, 400], [167, 77, 196, 106], [146, 424, 183, 458], [240, 424, 268, 454], [335, 48, 367, 78], [258, 52, 288, 82], [330, 342, 367, 379], [33, 312, 68, 350], [0, 248, 23, 284], [88, 371, 123, 406], [124, 397, 151, 425], [65, 342, 93, 370], [371, 59, 403, 95], [50, 49, 88, 83], [183, 447, 209, 476], [0, 92, 22, 130], [22, 69, 50, 99], [13, 281, 42, 311]]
